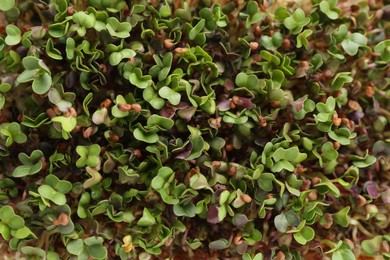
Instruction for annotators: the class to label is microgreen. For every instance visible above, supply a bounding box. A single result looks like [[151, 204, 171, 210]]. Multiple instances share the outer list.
[[11, 150, 44, 177], [17, 56, 52, 95], [284, 9, 310, 35], [0, 1, 388, 259], [0, 122, 27, 147], [76, 144, 101, 168]]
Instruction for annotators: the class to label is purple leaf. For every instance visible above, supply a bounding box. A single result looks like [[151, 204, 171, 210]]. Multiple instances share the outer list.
[[217, 100, 230, 111], [160, 107, 176, 118], [177, 107, 197, 121], [175, 143, 193, 159], [364, 181, 379, 198], [207, 205, 220, 224]]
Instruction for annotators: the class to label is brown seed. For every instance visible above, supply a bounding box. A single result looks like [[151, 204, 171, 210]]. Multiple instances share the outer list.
[[282, 38, 291, 49], [174, 47, 188, 54], [295, 165, 305, 174], [323, 69, 333, 79], [164, 39, 174, 49], [132, 149, 142, 159], [100, 99, 112, 108], [118, 103, 132, 112], [52, 212, 69, 226], [67, 6, 75, 15], [265, 194, 273, 199], [254, 25, 261, 37], [210, 117, 222, 128], [212, 161, 221, 168], [301, 179, 311, 191], [68, 107, 77, 117], [241, 194, 252, 203], [225, 144, 234, 152], [46, 108, 56, 118], [341, 118, 350, 125], [348, 100, 361, 111], [229, 100, 236, 109], [333, 141, 341, 150], [233, 236, 242, 245], [249, 41, 259, 51], [271, 101, 281, 108], [356, 195, 367, 206], [53, 106, 62, 115], [63, 111, 71, 117], [365, 86, 375, 98], [307, 191, 317, 201], [300, 61, 310, 68], [332, 114, 341, 126], [99, 64, 108, 74], [83, 127, 94, 139], [260, 118, 267, 127], [228, 166, 237, 176], [381, 241, 389, 253], [72, 125, 81, 133], [275, 251, 285, 260], [232, 96, 241, 105], [311, 177, 320, 185], [131, 103, 142, 113], [109, 132, 120, 143]]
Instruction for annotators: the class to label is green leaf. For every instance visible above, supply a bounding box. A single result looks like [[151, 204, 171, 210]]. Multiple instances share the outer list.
[[361, 236, 382, 256], [137, 208, 156, 226], [328, 128, 352, 145], [0, 223, 10, 240], [46, 38, 63, 60], [52, 116, 77, 132], [109, 49, 136, 66], [189, 19, 205, 40], [173, 203, 196, 217], [67, 239, 84, 256], [283, 9, 310, 34], [332, 248, 355, 260], [333, 206, 350, 227], [129, 68, 152, 89], [11, 226, 35, 239], [72, 12, 96, 28], [87, 244, 107, 259], [83, 167, 102, 188], [133, 127, 159, 143], [293, 226, 314, 245], [147, 115, 174, 130], [0, 206, 24, 230], [320, 0, 340, 20], [158, 86, 181, 105], [209, 239, 229, 250], [106, 17, 131, 38], [189, 173, 213, 191], [143, 86, 165, 109], [5, 25, 21, 46], [274, 213, 289, 233], [21, 247, 46, 258], [0, 0, 15, 11], [341, 33, 367, 56], [374, 40, 390, 62], [38, 185, 66, 205], [33, 73, 52, 95]]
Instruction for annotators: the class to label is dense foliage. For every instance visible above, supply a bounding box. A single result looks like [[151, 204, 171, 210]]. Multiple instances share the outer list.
[[0, 0, 389, 259]]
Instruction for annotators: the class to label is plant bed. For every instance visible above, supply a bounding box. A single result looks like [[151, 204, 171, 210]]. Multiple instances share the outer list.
[[0, 0, 389, 259]]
